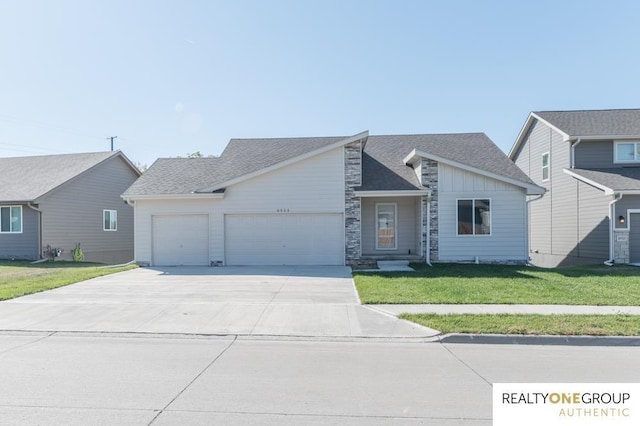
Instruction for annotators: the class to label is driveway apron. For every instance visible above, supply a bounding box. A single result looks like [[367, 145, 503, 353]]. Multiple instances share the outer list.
[[0, 266, 435, 338]]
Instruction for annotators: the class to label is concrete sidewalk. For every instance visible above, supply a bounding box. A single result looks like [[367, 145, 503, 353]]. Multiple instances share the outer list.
[[368, 304, 640, 316]]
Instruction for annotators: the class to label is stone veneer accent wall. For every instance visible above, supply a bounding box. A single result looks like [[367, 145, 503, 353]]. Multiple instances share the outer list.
[[344, 141, 362, 264], [422, 159, 438, 262], [613, 229, 630, 264]]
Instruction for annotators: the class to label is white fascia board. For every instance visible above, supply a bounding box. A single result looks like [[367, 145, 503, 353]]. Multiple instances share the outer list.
[[618, 190, 640, 195], [572, 135, 640, 141], [195, 130, 369, 193], [121, 193, 225, 201], [353, 190, 431, 197], [508, 112, 571, 159], [408, 149, 545, 195], [563, 169, 614, 195]]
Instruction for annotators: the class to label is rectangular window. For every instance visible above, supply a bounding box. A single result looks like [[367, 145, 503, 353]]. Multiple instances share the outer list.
[[103, 210, 117, 231], [376, 203, 397, 249], [457, 199, 491, 236], [0, 206, 22, 233], [614, 141, 640, 163], [541, 152, 549, 181]]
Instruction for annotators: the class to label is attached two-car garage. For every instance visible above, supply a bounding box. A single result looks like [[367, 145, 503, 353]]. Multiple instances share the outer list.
[[151, 213, 344, 266], [224, 213, 344, 266]]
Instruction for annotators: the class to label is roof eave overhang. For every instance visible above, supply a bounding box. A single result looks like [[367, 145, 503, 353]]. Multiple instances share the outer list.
[[121, 193, 225, 201], [353, 189, 431, 197], [195, 130, 369, 193], [563, 169, 615, 195], [404, 149, 545, 195], [508, 112, 571, 159], [566, 135, 640, 141]]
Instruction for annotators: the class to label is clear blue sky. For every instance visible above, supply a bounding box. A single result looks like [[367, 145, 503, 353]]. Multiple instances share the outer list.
[[1, 0, 639, 167]]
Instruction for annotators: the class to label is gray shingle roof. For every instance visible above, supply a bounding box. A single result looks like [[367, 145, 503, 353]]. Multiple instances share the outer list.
[[359, 133, 536, 191], [0, 151, 121, 202], [568, 167, 640, 192], [123, 136, 345, 196], [536, 109, 640, 137], [124, 133, 537, 196]]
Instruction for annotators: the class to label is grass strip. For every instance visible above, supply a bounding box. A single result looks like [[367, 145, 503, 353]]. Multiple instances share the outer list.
[[354, 263, 640, 305], [0, 261, 137, 300], [401, 313, 640, 336]]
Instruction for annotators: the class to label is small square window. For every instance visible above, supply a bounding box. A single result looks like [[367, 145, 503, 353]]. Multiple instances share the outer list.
[[103, 210, 117, 231]]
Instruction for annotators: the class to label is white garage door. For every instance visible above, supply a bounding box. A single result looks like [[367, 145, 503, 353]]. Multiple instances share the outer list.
[[152, 215, 209, 266], [225, 214, 344, 265]]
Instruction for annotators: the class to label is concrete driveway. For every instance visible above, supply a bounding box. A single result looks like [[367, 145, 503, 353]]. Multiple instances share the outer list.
[[0, 266, 434, 338]]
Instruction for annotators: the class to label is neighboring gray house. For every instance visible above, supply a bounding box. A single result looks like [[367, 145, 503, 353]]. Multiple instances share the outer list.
[[123, 132, 542, 267], [509, 109, 640, 267], [0, 151, 141, 264]]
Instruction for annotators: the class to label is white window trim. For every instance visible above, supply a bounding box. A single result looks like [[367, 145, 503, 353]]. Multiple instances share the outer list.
[[103, 209, 117, 231], [0, 205, 23, 234], [456, 198, 492, 237], [375, 202, 398, 250], [541, 152, 550, 182], [614, 140, 640, 164]]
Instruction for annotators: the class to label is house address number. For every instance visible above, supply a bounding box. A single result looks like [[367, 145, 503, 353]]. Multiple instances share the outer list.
[[276, 209, 290, 213], [617, 235, 628, 242]]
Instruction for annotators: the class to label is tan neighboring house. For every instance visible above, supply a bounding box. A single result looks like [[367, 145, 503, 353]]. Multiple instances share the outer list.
[[0, 151, 140, 264], [510, 109, 640, 267]]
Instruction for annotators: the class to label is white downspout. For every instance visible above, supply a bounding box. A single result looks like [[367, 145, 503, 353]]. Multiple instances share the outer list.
[[605, 193, 623, 266], [26, 202, 43, 259], [570, 138, 582, 169]]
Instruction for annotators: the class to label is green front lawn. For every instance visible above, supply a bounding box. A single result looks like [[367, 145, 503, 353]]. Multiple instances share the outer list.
[[354, 263, 640, 305], [0, 260, 137, 300], [402, 313, 640, 336]]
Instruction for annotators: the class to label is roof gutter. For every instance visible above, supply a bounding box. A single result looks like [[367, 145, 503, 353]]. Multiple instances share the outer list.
[[605, 193, 623, 266]]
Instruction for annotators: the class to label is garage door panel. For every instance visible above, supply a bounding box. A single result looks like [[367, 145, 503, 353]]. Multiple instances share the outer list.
[[225, 214, 343, 265], [152, 215, 209, 266]]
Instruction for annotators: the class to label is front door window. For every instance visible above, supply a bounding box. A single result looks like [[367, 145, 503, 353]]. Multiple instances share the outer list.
[[376, 203, 397, 249]]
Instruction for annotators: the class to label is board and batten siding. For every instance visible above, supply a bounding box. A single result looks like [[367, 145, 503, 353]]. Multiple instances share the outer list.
[[0, 204, 39, 259], [361, 197, 418, 256], [133, 147, 345, 265], [437, 163, 527, 262], [38, 156, 138, 264]]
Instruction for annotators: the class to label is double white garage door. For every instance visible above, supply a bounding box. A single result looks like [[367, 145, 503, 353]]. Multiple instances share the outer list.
[[152, 213, 344, 266]]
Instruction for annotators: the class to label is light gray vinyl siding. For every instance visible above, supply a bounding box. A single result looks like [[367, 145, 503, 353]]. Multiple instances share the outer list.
[[0, 204, 39, 259], [38, 156, 138, 264], [515, 119, 614, 266], [523, 120, 553, 256], [361, 197, 418, 256], [574, 140, 615, 168], [614, 194, 640, 229], [550, 128, 577, 257], [577, 181, 609, 259]]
